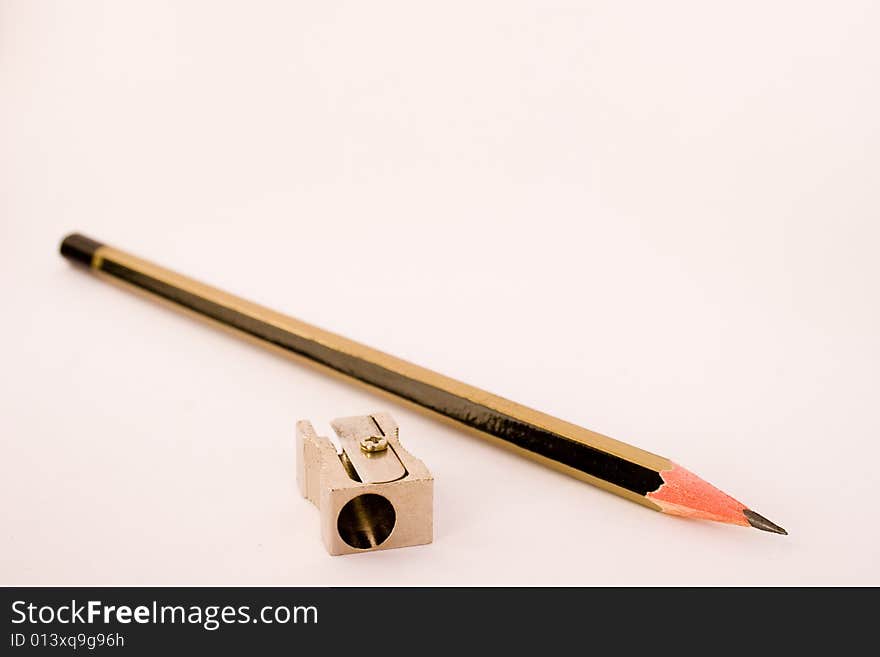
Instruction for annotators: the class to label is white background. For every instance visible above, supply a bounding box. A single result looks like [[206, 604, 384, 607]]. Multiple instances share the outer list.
[[2, 1, 878, 585]]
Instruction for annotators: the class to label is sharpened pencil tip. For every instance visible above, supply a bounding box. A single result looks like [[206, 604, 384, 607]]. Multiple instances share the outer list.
[[743, 509, 787, 535]]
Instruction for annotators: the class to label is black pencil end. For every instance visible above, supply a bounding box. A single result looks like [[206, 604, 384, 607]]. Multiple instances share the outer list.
[[743, 509, 788, 535], [60, 233, 103, 267]]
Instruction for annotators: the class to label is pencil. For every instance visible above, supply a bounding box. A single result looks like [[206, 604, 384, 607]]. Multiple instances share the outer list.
[[59, 233, 786, 534]]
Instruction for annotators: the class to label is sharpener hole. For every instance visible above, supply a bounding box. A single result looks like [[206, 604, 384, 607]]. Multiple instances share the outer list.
[[336, 494, 396, 549]]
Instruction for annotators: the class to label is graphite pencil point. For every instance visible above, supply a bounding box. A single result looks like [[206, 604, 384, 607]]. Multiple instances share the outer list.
[[743, 509, 788, 535]]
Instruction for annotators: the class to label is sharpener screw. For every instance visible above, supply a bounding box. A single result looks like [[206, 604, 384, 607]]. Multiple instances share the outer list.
[[360, 435, 388, 453]]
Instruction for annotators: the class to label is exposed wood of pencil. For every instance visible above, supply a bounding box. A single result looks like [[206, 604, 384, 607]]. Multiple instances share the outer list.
[[59, 233, 786, 534]]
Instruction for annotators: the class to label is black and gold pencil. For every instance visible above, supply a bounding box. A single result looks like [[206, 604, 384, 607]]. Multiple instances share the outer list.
[[59, 233, 786, 534]]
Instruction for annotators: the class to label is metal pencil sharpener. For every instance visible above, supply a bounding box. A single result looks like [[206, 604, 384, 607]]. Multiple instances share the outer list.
[[296, 413, 433, 555]]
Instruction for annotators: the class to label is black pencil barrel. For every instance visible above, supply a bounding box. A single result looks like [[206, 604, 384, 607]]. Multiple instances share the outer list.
[[59, 233, 670, 506]]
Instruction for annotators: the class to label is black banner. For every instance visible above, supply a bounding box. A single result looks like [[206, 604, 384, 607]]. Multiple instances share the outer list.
[[0, 587, 871, 654]]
